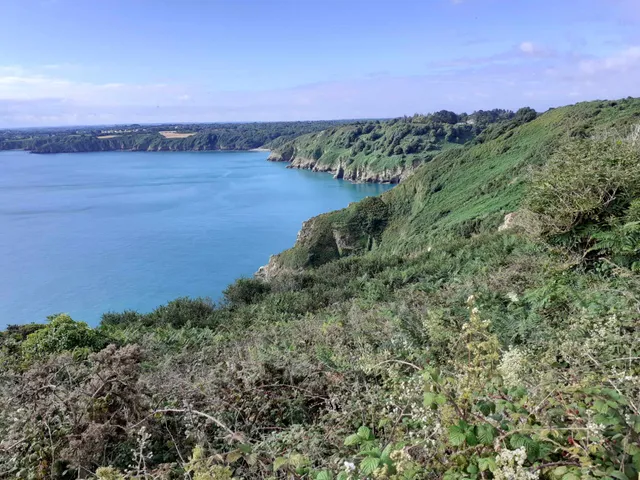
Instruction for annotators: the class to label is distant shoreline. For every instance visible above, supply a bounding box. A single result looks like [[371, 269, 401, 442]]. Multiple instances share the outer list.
[[249, 148, 270, 152]]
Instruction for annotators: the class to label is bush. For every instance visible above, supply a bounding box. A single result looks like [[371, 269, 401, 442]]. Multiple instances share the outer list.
[[222, 278, 271, 307], [100, 309, 142, 327], [20, 313, 107, 361], [144, 296, 216, 327], [527, 138, 640, 242]]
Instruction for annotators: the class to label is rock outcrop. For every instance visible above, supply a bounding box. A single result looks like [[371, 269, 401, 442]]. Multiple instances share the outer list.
[[256, 197, 390, 280], [268, 153, 413, 184]]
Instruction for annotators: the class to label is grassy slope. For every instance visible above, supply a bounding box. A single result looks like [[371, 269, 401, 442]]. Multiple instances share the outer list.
[[385, 99, 640, 242], [271, 98, 640, 271]]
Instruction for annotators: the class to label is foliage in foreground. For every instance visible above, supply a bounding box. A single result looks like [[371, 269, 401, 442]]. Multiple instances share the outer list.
[[1, 98, 640, 479]]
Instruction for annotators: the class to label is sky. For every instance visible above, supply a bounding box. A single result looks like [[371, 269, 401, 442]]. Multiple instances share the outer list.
[[1, 0, 640, 127]]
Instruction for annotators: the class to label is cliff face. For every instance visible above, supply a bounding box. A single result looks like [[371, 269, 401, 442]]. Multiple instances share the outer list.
[[268, 151, 414, 184], [256, 196, 390, 279]]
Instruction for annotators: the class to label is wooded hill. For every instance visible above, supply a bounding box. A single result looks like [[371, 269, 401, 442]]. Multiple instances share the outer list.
[[267, 109, 526, 182], [0, 120, 352, 154]]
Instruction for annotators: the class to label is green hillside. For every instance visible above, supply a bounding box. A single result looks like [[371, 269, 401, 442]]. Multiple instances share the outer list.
[[268, 109, 517, 182], [2, 98, 640, 480]]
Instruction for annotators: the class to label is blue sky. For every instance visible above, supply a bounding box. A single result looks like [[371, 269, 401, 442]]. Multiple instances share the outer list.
[[1, 0, 639, 126]]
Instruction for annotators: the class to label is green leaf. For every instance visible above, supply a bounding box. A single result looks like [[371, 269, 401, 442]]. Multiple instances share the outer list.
[[467, 464, 479, 474], [562, 473, 580, 480], [273, 457, 288, 472], [289, 453, 308, 468], [510, 433, 527, 449], [226, 450, 243, 463], [357, 426, 372, 440], [594, 399, 609, 413], [594, 413, 619, 426], [476, 424, 496, 445], [477, 401, 496, 416], [449, 425, 466, 446], [336, 473, 348, 480], [380, 444, 394, 463], [424, 392, 436, 405], [608, 472, 629, 480], [360, 457, 381, 475], [238, 443, 252, 454], [465, 430, 479, 446], [344, 434, 361, 446], [360, 448, 381, 457], [316, 471, 332, 480], [478, 457, 496, 472], [552, 466, 567, 477]]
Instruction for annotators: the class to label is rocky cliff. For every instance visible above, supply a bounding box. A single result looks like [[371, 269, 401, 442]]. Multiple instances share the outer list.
[[256, 196, 390, 279], [268, 151, 414, 184]]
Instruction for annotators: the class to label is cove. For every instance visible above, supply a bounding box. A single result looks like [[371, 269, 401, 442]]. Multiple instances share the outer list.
[[0, 150, 392, 328]]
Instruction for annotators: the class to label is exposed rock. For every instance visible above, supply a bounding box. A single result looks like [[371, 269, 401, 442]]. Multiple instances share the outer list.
[[332, 228, 357, 256], [277, 155, 410, 184], [266, 144, 416, 184], [498, 212, 519, 231], [255, 255, 293, 281], [255, 197, 390, 279]]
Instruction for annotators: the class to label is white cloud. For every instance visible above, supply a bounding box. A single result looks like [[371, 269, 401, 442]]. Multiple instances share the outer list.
[[519, 41, 536, 54], [0, 66, 184, 107], [579, 46, 640, 74]]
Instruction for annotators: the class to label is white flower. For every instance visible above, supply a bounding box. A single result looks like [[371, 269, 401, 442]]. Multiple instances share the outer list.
[[586, 421, 604, 437], [498, 347, 527, 388], [344, 461, 356, 472], [506, 292, 519, 302], [494, 447, 538, 480]]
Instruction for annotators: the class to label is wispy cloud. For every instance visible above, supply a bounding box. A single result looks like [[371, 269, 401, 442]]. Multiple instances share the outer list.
[[2, 43, 640, 127], [579, 46, 640, 74]]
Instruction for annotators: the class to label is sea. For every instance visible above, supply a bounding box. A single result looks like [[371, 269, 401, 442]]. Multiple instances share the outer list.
[[0, 150, 391, 328]]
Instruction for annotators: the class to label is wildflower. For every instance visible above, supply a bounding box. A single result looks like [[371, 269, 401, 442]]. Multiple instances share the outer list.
[[506, 292, 519, 302], [494, 447, 538, 480], [586, 421, 604, 437], [498, 347, 527, 388], [344, 461, 356, 472]]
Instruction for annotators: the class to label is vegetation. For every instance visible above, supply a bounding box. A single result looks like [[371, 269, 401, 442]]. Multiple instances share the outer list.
[[268, 109, 517, 183], [0, 120, 352, 154], [1, 98, 640, 479]]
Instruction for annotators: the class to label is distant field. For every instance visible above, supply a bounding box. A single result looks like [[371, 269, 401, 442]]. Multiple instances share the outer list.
[[97, 135, 119, 139], [159, 131, 196, 139]]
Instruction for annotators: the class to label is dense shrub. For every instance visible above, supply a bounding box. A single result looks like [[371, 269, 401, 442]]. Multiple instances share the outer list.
[[527, 138, 640, 254], [100, 309, 143, 327], [143, 296, 217, 327], [20, 313, 107, 362], [222, 278, 271, 307]]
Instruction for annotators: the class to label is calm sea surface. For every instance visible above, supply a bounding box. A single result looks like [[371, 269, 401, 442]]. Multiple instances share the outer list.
[[0, 150, 391, 327]]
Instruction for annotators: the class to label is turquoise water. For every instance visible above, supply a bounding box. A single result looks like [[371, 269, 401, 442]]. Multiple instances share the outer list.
[[0, 150, 391, 328]]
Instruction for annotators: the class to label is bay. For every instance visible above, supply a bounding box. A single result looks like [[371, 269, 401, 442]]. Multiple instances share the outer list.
[[0, 150, 391, 328]]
